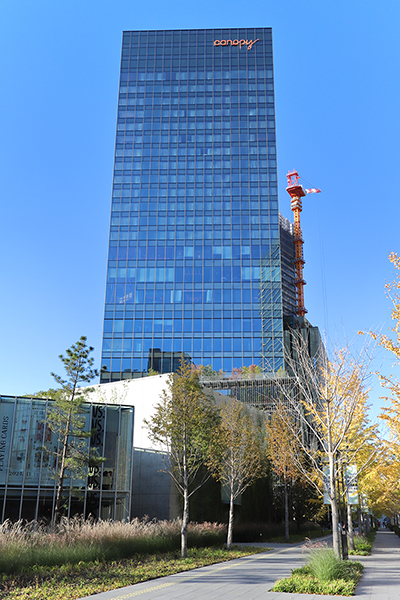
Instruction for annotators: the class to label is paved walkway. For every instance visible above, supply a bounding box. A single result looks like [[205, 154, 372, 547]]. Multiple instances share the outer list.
[[79, 529, 400, 600], [355, 529, 400, 599]]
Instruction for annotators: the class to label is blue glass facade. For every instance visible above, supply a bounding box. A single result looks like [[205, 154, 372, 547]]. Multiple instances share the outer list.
[[101, 28, 285, 382]]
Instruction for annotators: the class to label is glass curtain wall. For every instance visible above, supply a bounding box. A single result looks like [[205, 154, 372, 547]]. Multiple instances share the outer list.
[[0, 397, 134, 523], [101, 27, 284, 381]]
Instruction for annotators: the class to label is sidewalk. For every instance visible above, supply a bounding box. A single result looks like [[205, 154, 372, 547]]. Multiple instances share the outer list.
[[78, 529, 400, 600], [355, 528, 400, 599]]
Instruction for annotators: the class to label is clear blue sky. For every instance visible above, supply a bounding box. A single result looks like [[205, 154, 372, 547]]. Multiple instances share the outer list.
[[1, 0, 399, 418]]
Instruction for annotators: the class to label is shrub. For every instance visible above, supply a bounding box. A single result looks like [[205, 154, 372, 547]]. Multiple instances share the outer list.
[[273, 573, 358, 596], [351, 534, 371, 555], [272, 543, 363, 596], [349, 531, 376, 556]]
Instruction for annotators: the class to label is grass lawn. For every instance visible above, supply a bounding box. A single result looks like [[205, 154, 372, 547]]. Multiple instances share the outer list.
[[268, 528, 330, 543], [0, 546, 266, 600]]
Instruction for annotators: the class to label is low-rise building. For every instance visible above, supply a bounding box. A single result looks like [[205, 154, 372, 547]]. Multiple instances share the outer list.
[[0, 374, 229, 523]]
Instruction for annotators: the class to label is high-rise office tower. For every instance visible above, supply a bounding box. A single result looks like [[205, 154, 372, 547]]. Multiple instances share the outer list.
[[101, 28, 288, 383]]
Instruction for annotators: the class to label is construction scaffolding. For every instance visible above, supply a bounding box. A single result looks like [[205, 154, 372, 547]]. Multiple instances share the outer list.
[[201, 319, 324, 416], [200, 372, 296, 413]]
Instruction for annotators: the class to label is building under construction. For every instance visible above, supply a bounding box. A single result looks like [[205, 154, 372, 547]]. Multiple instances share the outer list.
[[201, 171, 324, 410], [201, 315, 322, 411]]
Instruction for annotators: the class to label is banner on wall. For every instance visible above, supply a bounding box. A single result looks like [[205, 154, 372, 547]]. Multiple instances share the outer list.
[[87, 405, 105, 490], [323, 466, 331, 504], [24, 404, 51, 485], [0, 402, 15, 485], [345, 464, 359, 505], [7, 403, 49, 486]]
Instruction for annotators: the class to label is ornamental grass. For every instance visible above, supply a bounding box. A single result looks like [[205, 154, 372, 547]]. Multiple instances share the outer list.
[[0, 517, 226, 574], [272, 539, 364, 596]]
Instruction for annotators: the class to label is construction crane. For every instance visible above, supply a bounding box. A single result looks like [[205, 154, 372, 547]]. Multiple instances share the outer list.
[[286, 170, 321, 317]]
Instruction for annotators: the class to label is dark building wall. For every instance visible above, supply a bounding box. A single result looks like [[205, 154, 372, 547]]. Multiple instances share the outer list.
[[283, 315, 323, 369], [131, 448, 178, 520]]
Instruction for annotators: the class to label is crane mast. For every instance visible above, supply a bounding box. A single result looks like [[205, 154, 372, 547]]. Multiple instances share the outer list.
[[286, 170, 321, 317]]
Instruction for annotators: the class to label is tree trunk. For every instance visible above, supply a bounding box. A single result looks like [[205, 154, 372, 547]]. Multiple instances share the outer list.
[[329, 453, 341, 558], [180, 427, 189, 558], [347, 501, 355, 551], [52, 409, 72, 528], [181, 486, 189, 558], [53, 443, 67, 527], [331, 496, 341, 558], [227, 491, 235, 549], [284, 479, 289, 542]]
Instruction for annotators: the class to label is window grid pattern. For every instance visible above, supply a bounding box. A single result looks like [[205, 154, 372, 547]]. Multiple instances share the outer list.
[[101, 28, 284, 381], [0, 397, 134, 523]]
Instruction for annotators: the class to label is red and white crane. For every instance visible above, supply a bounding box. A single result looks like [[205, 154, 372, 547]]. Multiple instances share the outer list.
[[286, 170, 321, 317]]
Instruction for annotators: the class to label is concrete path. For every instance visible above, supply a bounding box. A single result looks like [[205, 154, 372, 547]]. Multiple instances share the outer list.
[[79, 529, 400, 600], [355, 529, 400, 599]]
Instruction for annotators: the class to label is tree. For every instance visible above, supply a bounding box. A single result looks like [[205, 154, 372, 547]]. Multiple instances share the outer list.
[[356, 437, 392, 525], [196, 364, 224, 380], [207, 399, 266, 549], [265, 405, 303, 541], [271, 331, 375, 558], [365, 253, 400, 436], [46, 336, 102, 525], [362, 253, 400, 521], [240, 364, 263, 379], [144, 357, 218, 557], [339, 378, 381, 548]]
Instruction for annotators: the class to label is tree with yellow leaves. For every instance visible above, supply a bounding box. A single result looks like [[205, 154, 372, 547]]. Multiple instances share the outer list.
[[362, 252, 400, 520], [359, 440, 400, 522], [265, 406, 303, 541], [368, 254, 400, 432], [271, 329, 375, 558], [342, 400, 381, 548]]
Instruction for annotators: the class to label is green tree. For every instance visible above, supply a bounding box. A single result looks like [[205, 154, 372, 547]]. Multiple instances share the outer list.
[[196, 364, 223, 379], [146, 367, 159, 376], [207, 399, 266, 549], [144, 357, 218, 557], [46, 336, 103, 525], [240, 364, 262, 379]]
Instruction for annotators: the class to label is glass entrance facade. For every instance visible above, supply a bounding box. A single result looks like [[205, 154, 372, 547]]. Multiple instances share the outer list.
[[0, 396, 134, 523], [101, 28, 285, 382]]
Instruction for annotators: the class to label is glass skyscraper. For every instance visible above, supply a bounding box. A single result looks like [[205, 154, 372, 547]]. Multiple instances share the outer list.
[[101, 28, 287, 382]]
